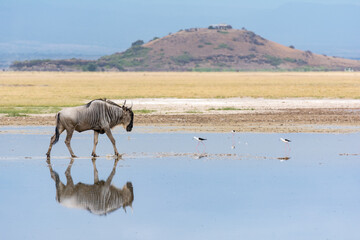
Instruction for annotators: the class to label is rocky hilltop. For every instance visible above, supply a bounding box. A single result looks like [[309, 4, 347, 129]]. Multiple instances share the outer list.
[[10, 27, 360, 71]]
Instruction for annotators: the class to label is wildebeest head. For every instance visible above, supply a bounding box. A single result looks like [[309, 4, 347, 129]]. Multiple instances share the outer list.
[[122, 100, 134, 132], [121, 182, 134, 212]]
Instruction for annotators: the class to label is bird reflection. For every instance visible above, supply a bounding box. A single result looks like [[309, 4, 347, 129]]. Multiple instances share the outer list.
[[277, 157, 291, 161], [46, 157, 134, 216]]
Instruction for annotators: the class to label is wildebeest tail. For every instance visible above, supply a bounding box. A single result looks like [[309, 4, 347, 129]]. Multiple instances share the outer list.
[[53, 113, 61, 145], [52, 170, 62, 202]]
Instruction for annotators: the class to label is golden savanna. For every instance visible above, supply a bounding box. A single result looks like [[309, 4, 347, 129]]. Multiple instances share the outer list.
[[1, 72, 360, 107]]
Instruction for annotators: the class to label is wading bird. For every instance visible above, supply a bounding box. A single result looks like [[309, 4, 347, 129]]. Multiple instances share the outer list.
[[280, 138, 291, 155], [231, 130, 236, 149], [194, 136, 207, 152], [280, 138, 291, 143]]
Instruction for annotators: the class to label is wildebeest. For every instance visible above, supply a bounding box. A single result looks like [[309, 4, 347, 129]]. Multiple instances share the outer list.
[[46, 99, 134, 158], [47, 157, 134, 215]]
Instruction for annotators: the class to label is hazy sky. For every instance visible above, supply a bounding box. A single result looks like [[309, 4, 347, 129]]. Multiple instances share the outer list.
[[1, 0, 359, 57]]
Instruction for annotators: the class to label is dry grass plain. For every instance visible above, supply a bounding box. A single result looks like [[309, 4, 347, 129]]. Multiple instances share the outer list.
[[2, 72, 360, 132], [1, 72, 360, 109]]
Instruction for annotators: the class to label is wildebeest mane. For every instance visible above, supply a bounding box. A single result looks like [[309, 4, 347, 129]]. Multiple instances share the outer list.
[[86, 98, 122, 108]]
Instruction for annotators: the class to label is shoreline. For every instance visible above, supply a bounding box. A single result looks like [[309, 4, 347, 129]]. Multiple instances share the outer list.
[[1, 110, 360, 133], [1, 98, 360, 133]]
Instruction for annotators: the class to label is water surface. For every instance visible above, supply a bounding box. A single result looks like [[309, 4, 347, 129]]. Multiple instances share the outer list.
[[1, 126, 360, 240]]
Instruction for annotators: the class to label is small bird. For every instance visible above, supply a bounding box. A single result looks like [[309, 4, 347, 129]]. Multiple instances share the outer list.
[[194, 136, 207, 153], [231, 130, 236, 148], [280, 138, 291, 143], [194, 136, 207, 142], [280, 138, 291, 155]]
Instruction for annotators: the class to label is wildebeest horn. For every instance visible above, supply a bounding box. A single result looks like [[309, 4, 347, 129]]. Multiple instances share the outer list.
[[122, 100, 126, 107], [129, 101, 133, 109]]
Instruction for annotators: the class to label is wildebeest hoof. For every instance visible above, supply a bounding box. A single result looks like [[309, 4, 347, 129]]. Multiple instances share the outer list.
[[91, 153, 99, 157], [71, 154, 78, 158]]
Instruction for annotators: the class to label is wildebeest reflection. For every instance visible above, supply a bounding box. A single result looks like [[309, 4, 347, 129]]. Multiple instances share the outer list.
[[47, 157, 134, 215]]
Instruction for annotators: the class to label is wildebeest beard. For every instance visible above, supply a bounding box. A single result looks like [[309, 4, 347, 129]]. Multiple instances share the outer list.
[[126, 111, 134, 132]]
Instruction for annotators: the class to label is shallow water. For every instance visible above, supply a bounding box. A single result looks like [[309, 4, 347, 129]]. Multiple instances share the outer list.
[[1, 126, 360, 240]]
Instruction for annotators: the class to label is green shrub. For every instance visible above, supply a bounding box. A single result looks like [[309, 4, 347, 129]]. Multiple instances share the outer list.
[[283, 57, 297, 63], [171, 53, 195, 65], [82, 63, 97, 71], [131, 40, 144, 47], [100, 46, 151, 70], [215, 43, 233, 50], [265, 55, 283, 67]]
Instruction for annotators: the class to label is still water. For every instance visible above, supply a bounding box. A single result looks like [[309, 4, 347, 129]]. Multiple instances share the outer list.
[[1, 126, 360, 240]]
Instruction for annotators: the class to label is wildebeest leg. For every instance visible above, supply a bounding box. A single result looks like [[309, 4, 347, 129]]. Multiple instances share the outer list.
[[47, 158, 65, 202], [92, 157, 99, 184], [65, 128, 77, 158], [91, 131, 99, 157], [105, 129, 119, 156], [47, 158, 60, 184], [65, 158, 75, 187], [105, 158, 119, 186], [46, 126, 64, 157]]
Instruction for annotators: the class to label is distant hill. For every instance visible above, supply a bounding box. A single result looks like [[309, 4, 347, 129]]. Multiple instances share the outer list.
[[10, 27, 360, 71]]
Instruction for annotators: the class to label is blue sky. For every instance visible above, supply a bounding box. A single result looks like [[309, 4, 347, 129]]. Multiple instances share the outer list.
[[1, 0, 360, 58]]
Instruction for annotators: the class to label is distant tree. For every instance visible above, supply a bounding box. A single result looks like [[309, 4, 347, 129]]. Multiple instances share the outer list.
[[83, 63, 97, 72], [131, 40, 144, 47], [289, 45, 295, 49]]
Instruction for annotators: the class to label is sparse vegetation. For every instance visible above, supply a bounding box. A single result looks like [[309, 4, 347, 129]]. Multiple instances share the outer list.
[[265, 55, 283, 67], [283, 58, 297, 63], [1, 72, 360, 109], [305, 50, 313, 57], [131, 40, 144, 47], [9, 28, 360, 72], [185, 110, 202, 114], [171, 53, 195, 65], [100, 46, 150, 69], [0, 106, 62, 116], [133, 109, 156, 114], [12, 59, 51, 67], [192, 68, 238, 72], [82, 63, 97, 72], [208, 107, 255, 111], [215, 43, 233, 50]]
